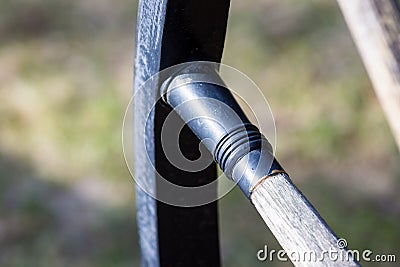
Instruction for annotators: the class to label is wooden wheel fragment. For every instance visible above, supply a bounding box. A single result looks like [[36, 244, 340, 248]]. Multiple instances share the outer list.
[[129, 0, 400, 266]]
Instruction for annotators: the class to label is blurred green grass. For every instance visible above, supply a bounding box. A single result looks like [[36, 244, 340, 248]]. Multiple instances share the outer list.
[[0, 0, 399, 266]]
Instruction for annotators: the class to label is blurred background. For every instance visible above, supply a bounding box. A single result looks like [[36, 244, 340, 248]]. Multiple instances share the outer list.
[[0, 0, 399, 266]]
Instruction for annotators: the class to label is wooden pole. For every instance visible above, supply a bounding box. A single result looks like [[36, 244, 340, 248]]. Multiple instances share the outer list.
[[337, 0, 400, 150], [163, 70, 360, 267], [251, 173, 359, 267]]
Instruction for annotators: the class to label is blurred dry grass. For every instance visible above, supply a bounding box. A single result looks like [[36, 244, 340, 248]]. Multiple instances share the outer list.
[[0, 0, 399, 266]]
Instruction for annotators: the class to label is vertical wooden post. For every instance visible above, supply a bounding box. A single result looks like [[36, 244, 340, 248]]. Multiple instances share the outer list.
[[133, 0, 230, 266]]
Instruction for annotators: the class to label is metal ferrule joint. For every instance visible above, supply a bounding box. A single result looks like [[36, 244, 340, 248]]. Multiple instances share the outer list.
[[160, 66, 277, 197]]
